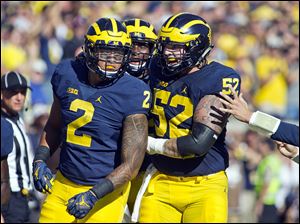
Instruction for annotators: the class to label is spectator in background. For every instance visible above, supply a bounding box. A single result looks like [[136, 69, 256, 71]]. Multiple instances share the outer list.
[[1, 71, 35, 223], [61, 16, 87, 59], [28, 104, 49, 151], [237, 130, 262, 223], [29, 58, 51, 106], [255, 139, 282, 223], [253, 46, 289, 119]]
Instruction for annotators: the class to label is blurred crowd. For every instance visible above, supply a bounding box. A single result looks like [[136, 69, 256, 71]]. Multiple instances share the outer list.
[[1, 1, 299, 223]]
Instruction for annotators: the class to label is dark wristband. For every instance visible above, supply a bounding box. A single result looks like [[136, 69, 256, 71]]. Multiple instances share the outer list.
[[34, 146, 50, 162], [90, 178, 114, 199]]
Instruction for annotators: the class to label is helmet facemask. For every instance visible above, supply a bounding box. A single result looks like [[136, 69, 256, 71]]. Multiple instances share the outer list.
[[158, 37, 213, 78], [83, 18, 132, 82], [123, 18, 158, 79], [128, 40, 155, 78], [85, 41, 131, 81]]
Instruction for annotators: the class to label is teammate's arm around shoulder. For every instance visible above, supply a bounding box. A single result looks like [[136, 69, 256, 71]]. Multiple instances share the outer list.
[[148, 94, 229, 158]]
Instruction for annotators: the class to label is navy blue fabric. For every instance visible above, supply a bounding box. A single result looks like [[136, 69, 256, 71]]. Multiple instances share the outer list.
[[1, 117, 13, 159], [271, 121, 299, 147], [149, 59, 241, 176], [51, 57, 151, 185]]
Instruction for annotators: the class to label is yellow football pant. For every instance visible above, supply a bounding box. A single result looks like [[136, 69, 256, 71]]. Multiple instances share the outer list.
[[139, 170, 228, 223], [39, 171, 130, 223]]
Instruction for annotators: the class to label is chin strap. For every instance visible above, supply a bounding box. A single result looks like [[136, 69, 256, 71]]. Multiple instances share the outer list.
[[196, 45, 214, 67]]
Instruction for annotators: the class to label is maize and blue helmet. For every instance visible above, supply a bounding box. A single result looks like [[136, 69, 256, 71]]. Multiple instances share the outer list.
[[157, 12, 214, 77], [84, 18, 132, 81], [123, 18, 157, 79]]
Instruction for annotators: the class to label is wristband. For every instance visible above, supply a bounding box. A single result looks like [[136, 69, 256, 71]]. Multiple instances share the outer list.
[[90, 178, 114, 199], [147, 136, 167, 155], [33, 146, 50, 162], [249, 111, 281, 137]]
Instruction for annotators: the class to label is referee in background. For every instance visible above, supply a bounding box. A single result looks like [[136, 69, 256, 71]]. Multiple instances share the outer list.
[[1, 71, 34, 223]]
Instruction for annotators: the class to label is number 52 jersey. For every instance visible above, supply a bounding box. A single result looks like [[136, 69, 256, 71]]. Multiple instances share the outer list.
[[149, 60, 241, 176], [51, 57, 151, 185]]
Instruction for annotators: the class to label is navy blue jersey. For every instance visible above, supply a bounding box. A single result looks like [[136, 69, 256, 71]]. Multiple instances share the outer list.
[[1, 117, 14, 159], [271, 121, 299, 147], [51, 58, 151, 185], [149, 60, 241, 176]]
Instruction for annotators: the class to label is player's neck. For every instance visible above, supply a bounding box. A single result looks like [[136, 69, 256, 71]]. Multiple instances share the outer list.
[[88, 71, 102, 86], [188, 67, 200, 74]]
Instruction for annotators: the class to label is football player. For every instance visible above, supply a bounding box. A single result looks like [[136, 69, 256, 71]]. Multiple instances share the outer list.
[[137, 13, 241, 222], [124, 18, 158, 83], [32, 18, 151, 223], [122, 18, 157, 217]]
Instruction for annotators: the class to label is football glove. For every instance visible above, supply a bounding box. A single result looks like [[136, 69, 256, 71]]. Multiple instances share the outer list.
[[67, 190, 98, 219], [32, 161, 54, 194]]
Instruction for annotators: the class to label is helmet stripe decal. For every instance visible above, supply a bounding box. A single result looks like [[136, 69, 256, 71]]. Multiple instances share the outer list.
[[135, 18, 140, 28], [110, 18, 117, 33], [165, 12, 184, 28], [183, 20, 209, 30], [92, 22, 101, 35], [149, 24, 154, 32]]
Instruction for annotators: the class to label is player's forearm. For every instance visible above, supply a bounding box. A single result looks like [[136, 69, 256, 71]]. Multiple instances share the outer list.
[[148, 95, 227, 158], [107, 114, 148, 189], [148, 125, 218, 159], [39, 123, 61, 155], [106, 163, 139, 189], [163, 138, 184, 158]]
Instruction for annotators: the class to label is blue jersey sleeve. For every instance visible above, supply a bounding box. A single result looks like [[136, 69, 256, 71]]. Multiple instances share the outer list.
[[1, 118, 14, 158], [271, 122, 299, 147], [193, 62, 241, 97], [123, 77, 152, 117], [50, 60, 71, 98], [218, 72, 241, 96]]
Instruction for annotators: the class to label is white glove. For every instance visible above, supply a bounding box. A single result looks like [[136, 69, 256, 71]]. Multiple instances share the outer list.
[[147, 136, 168, 155]]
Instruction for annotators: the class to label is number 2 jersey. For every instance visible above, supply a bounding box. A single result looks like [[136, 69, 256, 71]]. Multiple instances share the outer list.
[[51, 57, 151, 185], [149, 60, 241, 176]]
